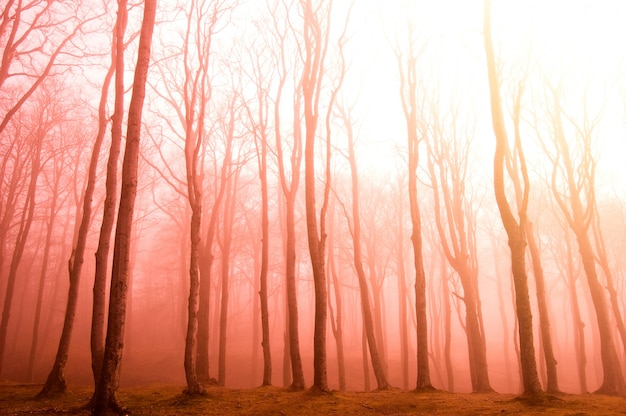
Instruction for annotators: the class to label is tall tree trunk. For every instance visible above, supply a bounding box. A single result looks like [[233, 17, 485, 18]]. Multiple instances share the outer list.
[[258, 127, 272, 387], [341, 108, 388, 389], [526, 223, 559, 393], [483, 0, 542, 396], [327, 208, 346, 390], [27, 164, 61, 382], [394, 22, 433, 391], [217, 170, 236, 386], [91, 1, 156, 413], [301, 0, 330, 392], [91, 8, 128, 389], [565, 231, 587, 393], [396, 215, 410, 390]]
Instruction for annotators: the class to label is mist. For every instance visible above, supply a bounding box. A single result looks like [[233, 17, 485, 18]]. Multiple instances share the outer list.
[[1, 0, 626, 411]]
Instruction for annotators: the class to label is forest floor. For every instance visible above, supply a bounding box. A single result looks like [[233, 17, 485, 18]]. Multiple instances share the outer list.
[[1, 381, 626, 415]]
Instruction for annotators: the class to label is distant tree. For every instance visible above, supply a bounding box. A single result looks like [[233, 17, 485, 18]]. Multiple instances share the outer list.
[[0, 86, 57, 377], [425, 94, 492, 393], [91, 0, 156, 413], [243, 41, 274, 386], [539, 80, 625, 395], [37, 12, 117, 398], [394, 21, 433, 391], [326, 204, 346, 390], [483, 0, 542, 395], [338, 103, 389, 390]]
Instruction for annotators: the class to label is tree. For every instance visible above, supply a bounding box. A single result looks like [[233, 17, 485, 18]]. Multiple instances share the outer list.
[[243, 42, 273, 386], [0, 86, 54, 376], [425, 95, 492, 393], [91, 0, 156, 413], [338, 103, 389, 390], [394, 22, 433, 391], [271, 0, 305, 389], [483, 0, 542, 395], [0, 1, 101, 135], [37, 13, 118, 398], [300, 0, 349, 393], [539, 80, 625, 395], [90, 3, 130, 390]]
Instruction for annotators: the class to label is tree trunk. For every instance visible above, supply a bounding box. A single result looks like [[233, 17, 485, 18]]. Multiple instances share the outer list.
[[526, 223, 560, 393], [565, 232, 587, 393], [394, 21, 433, 391], [91, 7, 128, 388], [301, 0, 331, 392], [258, 129, 272, 387], [396, 217, 410, 390], [27, 165, 61, 382], [327, 209, 346, 391], [218, 171, 236, 386], [483, 0, 542, 396], [91, 1, 155, 413]]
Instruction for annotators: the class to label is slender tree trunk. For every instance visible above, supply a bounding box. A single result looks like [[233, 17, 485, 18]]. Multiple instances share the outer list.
[[565, 232, 587, 393], [526, 223, 560, 393], [218, 172, 236, 386], [394, 22, 433, 391], [342, 112, 388, 389], [183, 197, 205, 394], [327, 209, 346, 390], [91, 1, 156, 413], [483, 0, 542, 396], [396, 223, 410, 391], [258, 132, 272, 387], [362, 326, 371, 391], [91, 9, 127, 389], [27, 169, 61, 382]]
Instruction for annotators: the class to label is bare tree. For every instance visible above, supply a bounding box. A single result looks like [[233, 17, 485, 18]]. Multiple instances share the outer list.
[[243, 40, 274, 386], [483, 0, 542, 395], [425, 95, 492, 393], [539, 80, 625, 395], [0, 82, 70, 377], [271, 0, 305, 389], [338, 103, 388, 390], [299, 0, 349, 393], [394, 22, 433, 391], [0, 1, 102, 135], [91, 0, 156, 413]]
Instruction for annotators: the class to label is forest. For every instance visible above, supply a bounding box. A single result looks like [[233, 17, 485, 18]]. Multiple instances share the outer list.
[[1, 0, 626, 415]]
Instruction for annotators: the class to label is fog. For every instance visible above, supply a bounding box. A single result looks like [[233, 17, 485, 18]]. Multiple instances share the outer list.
[[1, 0, 626, 402]]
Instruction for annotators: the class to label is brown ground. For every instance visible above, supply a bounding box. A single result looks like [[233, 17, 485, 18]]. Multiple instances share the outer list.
[[1, 381, 625, 415]]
